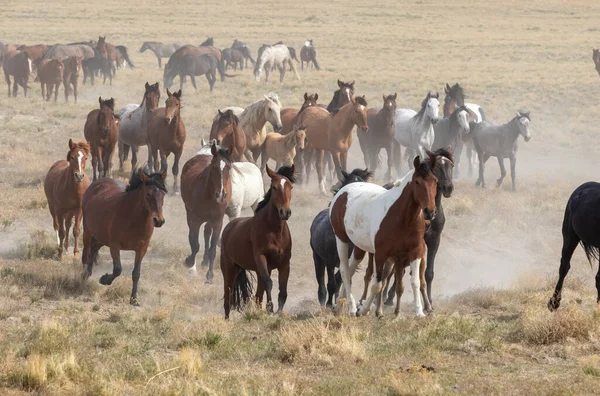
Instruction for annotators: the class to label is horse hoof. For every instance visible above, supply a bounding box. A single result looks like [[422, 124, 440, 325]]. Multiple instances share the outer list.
[[415, 312, 426, 318], [204, 278, 213, 285], [547, 298, 560, 312], [130, 297, 140, 307], [99, 274, 112, 285], [184, 256, 195, 269]]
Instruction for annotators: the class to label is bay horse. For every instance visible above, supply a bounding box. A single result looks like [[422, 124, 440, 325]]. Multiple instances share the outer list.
[[139, 41, 183, 69], [296, 96, 369, 195], [261, 124, 306, 172], [83, 97, 120, 180], [300, 40, 320, 71], [182, 142, 233, 283], [117, 82, 161, 172], [44, 139, 90, 259], [548, 182, 600, 311], [329, 153, 438, 317], [36, 58, 64, 102], [280, 92, 319, 134], [357, 93, 397, 181], [593, 49, 600, 78], [62, 56, 82, 103], [17, 44, 48, 70], [254, 44, 300, 83], [82, 168, 167, 306], [3, 51, 32, 97], [147, 89, 186, 194], [220, 165, 295, 319], [432, 106, 472, 178], [231, 39, 255, 67], [469, 111, 531, 191], [209, 109, 247, 162], [311, 168, 373, 307]]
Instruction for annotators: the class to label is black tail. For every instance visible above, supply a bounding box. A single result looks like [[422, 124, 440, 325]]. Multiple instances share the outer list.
[[478, 106, 487, 121], [116, 45, 135, 68], [312, 55, 321, 71], [216, 58, 235, 81], [231, 266, 254, 311], [581, 242, 600, 268]]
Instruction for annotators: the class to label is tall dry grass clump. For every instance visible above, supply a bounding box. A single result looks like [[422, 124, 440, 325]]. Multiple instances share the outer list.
[[518, 306, 596, 345]]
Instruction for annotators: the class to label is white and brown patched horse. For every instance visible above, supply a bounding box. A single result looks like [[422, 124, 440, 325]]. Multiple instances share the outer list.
[[329, 153, 438, 317]]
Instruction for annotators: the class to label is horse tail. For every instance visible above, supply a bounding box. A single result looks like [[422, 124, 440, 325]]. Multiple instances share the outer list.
[[216, 57, 235, 80], [248, 53, 256, 66], [312, 54, 321, 71], [478, 106, 487, 122], [231, 265, 254, 311], [581, 241, 600, 268], [116, 45, 135, 68], [290, 59, 301, 81]]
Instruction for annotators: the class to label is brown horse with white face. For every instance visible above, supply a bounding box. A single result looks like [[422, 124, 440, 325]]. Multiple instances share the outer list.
[[220, 165, 295, 319], [44, 139, 90, 259], [209, 109, 246, 162], [280, 92, 319, 134], [82, 168, 167, 306], [147, 89, 186, 194], [84, 97, 120, 180]]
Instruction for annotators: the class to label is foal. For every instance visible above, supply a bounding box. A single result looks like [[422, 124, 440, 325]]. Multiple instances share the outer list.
[[83, 97, 120, 180], [261, 124, 306, 172]]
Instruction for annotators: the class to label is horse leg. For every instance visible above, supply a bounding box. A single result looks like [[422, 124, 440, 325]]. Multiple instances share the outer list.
[[277, 262, 290, 312], [131, 146, 139, 169], [96, 146, 105, 178], [384, 145, 394, 181], [56, 210, 67, 259], [419, 253, 433, 313], [184, 216, 201, 271], [73, 210, 83, 257], [315, 149, 326, 195], [91, 150, 98, 181], [596, 259, 600, 306], [254, 276, 265, 308], [264, 67, 270, 84], [278, 65, 286, 84], [172, 150, 182, 194], [359, 253, 374, 305], [41, 82, 46, 101], [409, 258, 425, 317], [64, 212, 74, 255], [326, 260, 337, 308], [509, 154, 517, 192], [331, 151, 344, 188], [105, 146, 115, 178], [157, 57, 162, 69], [12, 80, 18, 97], [5, 74, 10, 98], [151, 145, 160, 173], [303, 148, 313, 184], [72, 79, 78, 104], [425, 233, 440, 308], [47, 84, 53, 101], [130, 247, 147, 306], [496, 157, 506, 187], [357, 252, 386, 317], [83, 236, 102, 279], [335, 238, 357, 315], [393, 266, 406, 317], [99, 246, 122, 286], [314, 252, 327, 307], [205, 220, 223, 284], [376, 260, 396, 317], [189, 75, 197, 90], [476, 151, 489, 188], [548, 222, 580, 311], [384, 275, 396, 306], [118, 141, 125, 172], [393, 141, 402, 177], [221, 254, 234, 319], [254, 254, 274, 313], [54, 83, 59, 102]]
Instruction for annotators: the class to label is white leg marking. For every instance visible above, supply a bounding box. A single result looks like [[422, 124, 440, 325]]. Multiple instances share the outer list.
[[319, 179, 327, 195], [219, 160, 226, 199], [336, 239, 356, 315], [410, 259, 425, 317], [188, 261, 198, 274], [28, 58, 32, 73], [358, 277, 382, 316], [56, 231, 60, 246]]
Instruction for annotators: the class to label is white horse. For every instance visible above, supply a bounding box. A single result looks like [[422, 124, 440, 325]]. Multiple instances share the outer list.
[[394, 92, 440, 172], [254, 44, 300, 84]]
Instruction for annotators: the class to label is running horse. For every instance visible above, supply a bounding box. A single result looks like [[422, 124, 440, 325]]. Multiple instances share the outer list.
[[209, 109, 247, 162], [83, 97, 120, 180], [220, 165, 295, 319]]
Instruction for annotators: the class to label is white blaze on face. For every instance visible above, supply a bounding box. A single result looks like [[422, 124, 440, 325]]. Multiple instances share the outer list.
[[359, 105, 365, 112], [346, 89, 351, 103], [219, 160, 226, 199], [280, 178, 287, 189], [458, 110, 470, 131], [77, 151, 84, 174], [304, 40, 310, 47]]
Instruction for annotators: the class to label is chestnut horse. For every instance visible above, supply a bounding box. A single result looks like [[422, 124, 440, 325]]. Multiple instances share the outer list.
[[329, 153, 438, 317], [296, 96, 369, 195], [280, 92, 319, 134], [82, 168, 167, 306], [3, 51, 32, 97], [44, 139, 90, 259], [84, 97, 120, 180], [147, 89, 186, 193], [182, 142, 233, 283], [36, 58, 64, 102], [220, 165, 295, 319], [209, 109, 246, 162], [63, 56, 82, 103], [18, 44, 48, 69]]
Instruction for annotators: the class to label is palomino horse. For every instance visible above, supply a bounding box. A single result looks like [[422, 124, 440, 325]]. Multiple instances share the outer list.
[[432, 106, 472, 179], [163, 45, 222, 90], [548, 182, 600, 311], [311, 168, 373, 307], [209, 109, 247, 162], [179, 53, 233, 91], [254, 43, 300, 83], [62, 56, 82, 103], [296, 97, 369, 195], [220, 165, 295, 319], [231, 39, 255, 67], [44, 139, 90, 259], [261, 124, 306, 172], [83, 97, 120, 180], [330, 153, 438, 317], [182, 142, 233, 283], [281, 92, 318, 134], [147, 89, 186, 194], [117, 82, 161, 172], [36, 58, 64, 102], [394, 92, 440, 171], [3, 51, 32, 97], [469, 111, 531, 191], [82, 168, 167, 306], [300, 40, 320, 71], [217, 93, 283, 163], [593, 49, 600, 78], [357, 93, 397, 181], [140, 41, 183, 69]]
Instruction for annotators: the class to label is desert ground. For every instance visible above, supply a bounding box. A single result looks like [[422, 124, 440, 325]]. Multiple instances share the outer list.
[[1, 0, 600, 394]]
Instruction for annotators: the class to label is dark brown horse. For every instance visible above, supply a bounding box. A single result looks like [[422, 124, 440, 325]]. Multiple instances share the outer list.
[[357, 93, 397, 181], [62, 56, 82, 103], [220, 165, 295, 319], [3, 51, 32, 97], [82, 168, 167, 306], [147, 89, 186, 194], [300, 40, 320, 71], [163, 45, 222, 89], [36, 58, 64, 102], [44, 139, 90, 259], [182, 142, 233, 283], [209, 109, 246, 162], [84, 97, 120, 180], [280, 92, 319, 134]]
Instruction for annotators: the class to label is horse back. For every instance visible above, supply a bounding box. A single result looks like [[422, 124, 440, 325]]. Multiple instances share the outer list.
[[297, 106, 331, 148]]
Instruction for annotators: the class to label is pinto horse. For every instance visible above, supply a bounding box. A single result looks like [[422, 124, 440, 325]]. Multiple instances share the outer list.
[[83, 97, 120, 180], [182, 142, 233, 283], [82, 168, 167, 306], [209, 109, 247, 162], [329, 153, 438, 317], [44, 139, 90, 259], [220, 165, 295, 319]]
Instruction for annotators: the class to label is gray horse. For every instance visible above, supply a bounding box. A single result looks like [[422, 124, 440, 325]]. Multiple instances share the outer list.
[[43, 44, 94, 61], [432, 105, 473, 179], [177, 53, 233, 92], [231, 39, 255, 68], [139, 41, 183, 69], [469, 111, 531, 191]]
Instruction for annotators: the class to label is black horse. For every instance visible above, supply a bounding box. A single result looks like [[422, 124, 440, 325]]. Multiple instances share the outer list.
[[383, 148, 455, 308], [548, 182, 600, 311], [310, 168, 373, 307]]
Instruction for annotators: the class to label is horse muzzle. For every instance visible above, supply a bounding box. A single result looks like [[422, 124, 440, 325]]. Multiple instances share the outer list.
[[103, 128, 110, 135], [153, 217, 165, 227], [165, 117, 173, 125], [431, 117, 439, 125], [524, 136, 531, 142], [73, 173, 85, 183], [441, 183, 454, 198], [422, 207, 436, 221], [279, 208, 292, 220]]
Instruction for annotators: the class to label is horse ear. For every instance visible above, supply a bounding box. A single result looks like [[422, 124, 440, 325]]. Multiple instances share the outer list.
[[413, 155, 421, 170], [304, 92, 308, 100], [289, 164, 295, 177], [340, 169, 349, 181], [145, 82, 150, 90], [382, 94, 386, 103], [218, 109, 223, 116], [515, 110, 521, 118], [314, 93, 318, 101], [263, 94, 272, 102], [139, 169, 149, 182], [337, 79, 342, 88], [525, 112, 530, 119], [201, 137, 206, 146], [393, 93, 397, 100], [176, 89, 182, 98], [98, 96, 102, 106], [434, 92, 439, 99], [68, 139, 75, 150], [446, 83, 451, 90], [166, 88, 172, 97], [350, 80, 355, 87], [265, 165, 276, 179]]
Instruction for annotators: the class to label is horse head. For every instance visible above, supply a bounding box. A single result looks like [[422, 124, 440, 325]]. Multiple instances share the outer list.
[[97, 97, 119, 135], [136, 168, 167, 227], [263, 93, 283, 132], [164, 89, 182, 124], [301, 92, 319, 111], [209, 141, 232, 203], [265, 165, 295, 220], [383, 93, 398, 126], [515, 110, 531, 142], [423, 92, 440, 124], [431, 148, 454, 198], [293, 124, 307, 150], [352, 96, 369, 131], [412, 152, 439, 221], [144, 82, 161, 110], [67, 139, 90, 183]]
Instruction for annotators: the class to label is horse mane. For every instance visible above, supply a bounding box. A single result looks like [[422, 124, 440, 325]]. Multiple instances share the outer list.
[[355, 96, 367, 107], [416, 93, 434, 120], [415, 157, 434, 179], [431, 147, 454, 164], [255, 165, 296, 213], [241, 93, 281, 130], [100, 97, 115, 111], [448, 83, 465, 103], [331, 168, 374, 195], [126, 167, 167, 192], [219, 109, 240, 125], [327, 81, 355, 113]]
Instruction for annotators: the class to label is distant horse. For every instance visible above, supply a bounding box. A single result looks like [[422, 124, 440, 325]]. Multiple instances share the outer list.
[[311, 168, 373, 307], [82, 55, 113, 86], [200, 37, 214, 47], [82, 168, 167, 306], [140, 41, 183, 68], [254, 44, 300, 83], [36, 58, 63, 102], [216, 93, 283, 163], [117, 82, 161, 171], [163, 45, 222, 89], [593, 49, 600, 78], [96, 36, 135, 71], [432, 106, 472, 178], [62, 56, 82, 103], [220, 165, 295, 319], [357, 93, 397, 181], [296, 97, 369, 195], [44, 139, 90, 259], [147, 89, 186, 193], [280, 92, 319, 134], [325, 80, 354, 112], [231, 39, 255, 67], [548, 182, 600, 311], [329, 153, 438, 317], [43, 44, 94, 61], [261, 124, 306, 172], [469, 111, 531, 191], [394, 92, 440, 171], [300, 40, 320, 71], [209, 109, 247, 162], [84, 97, 120, 180], [179, 53, 232, 91], [222, 48, 244, 70], [3, 51, 32, 97], [182, 142, 233, 283], [17, 44, 48, 70]]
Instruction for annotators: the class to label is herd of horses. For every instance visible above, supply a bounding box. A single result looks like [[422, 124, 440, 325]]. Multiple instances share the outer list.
[[5, 33, 593, 318]]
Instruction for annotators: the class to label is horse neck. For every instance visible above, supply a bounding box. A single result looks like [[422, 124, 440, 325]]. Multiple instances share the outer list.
[[414, 108, 433, 130], [332, 105, 358, 137], [201, 165, 221, 200], [389, 182, 424, 228], [283, 131, 297, 148], [123, 188, 153, 226], [62, 166, 87, 195], [378, 106, 394, 124], [502, 118, 521, 141], [256, 197, 287, 234]]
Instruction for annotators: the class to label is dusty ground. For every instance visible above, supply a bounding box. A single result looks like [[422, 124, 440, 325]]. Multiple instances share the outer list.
[[1, 0, 600, 394]]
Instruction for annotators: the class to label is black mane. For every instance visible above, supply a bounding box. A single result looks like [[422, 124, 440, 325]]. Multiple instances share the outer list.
[[431, 147, 454, 164], [219, 109, 240, 124], [255, 165, 296, 213], [126, 167, 167, 192], [448, 83, 465, 103], [331, 168, 374, 195], [416, 159, 433, 179], [355, 96, 367, 107]]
